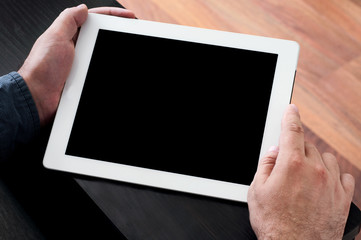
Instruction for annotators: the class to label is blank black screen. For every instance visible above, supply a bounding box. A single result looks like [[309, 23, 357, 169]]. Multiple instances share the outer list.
[[66, 29, 278, 185]]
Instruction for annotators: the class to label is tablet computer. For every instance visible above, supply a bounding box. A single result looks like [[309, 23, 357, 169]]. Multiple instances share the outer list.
[[43, 13, 299, 202]]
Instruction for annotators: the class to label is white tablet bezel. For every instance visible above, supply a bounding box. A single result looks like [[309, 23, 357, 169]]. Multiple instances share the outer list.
[[43, 13, 299, 202]]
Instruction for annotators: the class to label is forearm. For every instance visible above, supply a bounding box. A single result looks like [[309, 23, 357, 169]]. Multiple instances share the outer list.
[[0, 72, 40, 160]]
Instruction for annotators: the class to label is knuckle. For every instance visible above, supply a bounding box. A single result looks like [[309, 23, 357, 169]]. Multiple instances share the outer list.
[[288, 152, 305, 169], [311, 164, 330, 188], [288, 122, 304, 134], [61, 7, 72, 16], [314, 164, 328, 180], [262, 156, 274, 165], [262, 152, 278, 164]]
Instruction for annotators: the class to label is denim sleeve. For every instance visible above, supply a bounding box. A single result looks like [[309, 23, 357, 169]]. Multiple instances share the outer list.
[[0, 72, 40, 161]]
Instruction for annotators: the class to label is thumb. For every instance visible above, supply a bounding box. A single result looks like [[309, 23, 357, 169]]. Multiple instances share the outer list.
[[254, 146, 279, 183], [47, 4, 88, 41]]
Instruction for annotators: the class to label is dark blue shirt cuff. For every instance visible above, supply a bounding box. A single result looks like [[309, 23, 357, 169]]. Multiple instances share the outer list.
[[0, 72, 40, 160]]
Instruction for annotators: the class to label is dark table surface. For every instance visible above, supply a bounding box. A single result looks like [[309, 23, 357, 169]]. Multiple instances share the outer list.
[[0, 0, 361, 239]]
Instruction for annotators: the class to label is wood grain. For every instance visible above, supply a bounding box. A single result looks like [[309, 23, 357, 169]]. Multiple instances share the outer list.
[[118, 0, 361, 206]]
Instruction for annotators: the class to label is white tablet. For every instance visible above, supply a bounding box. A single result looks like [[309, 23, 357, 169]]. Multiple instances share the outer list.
[[43, 13, 299, 202]]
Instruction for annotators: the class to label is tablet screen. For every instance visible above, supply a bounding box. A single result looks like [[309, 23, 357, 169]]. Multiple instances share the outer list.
[[66, 29, 278, 185]]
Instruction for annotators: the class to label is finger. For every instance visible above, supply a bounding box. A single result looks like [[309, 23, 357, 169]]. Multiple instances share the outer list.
[[47, 4, 88, 41], [88, 7, 136, 18], [304, 142, 322, 161], [254, 146, 279, 183], [340, 173, 355, 200], [279, 104, 305, 157], [322, 152, 340, 177]]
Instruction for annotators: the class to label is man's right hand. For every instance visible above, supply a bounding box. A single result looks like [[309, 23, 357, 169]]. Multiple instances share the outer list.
[[248, 104, 355, 240]]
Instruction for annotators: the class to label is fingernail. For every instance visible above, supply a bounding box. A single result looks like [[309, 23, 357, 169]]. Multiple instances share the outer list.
[[268, 146, 279, 152], [290, 104, 299, 114], [77, 3, 86, 8]]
